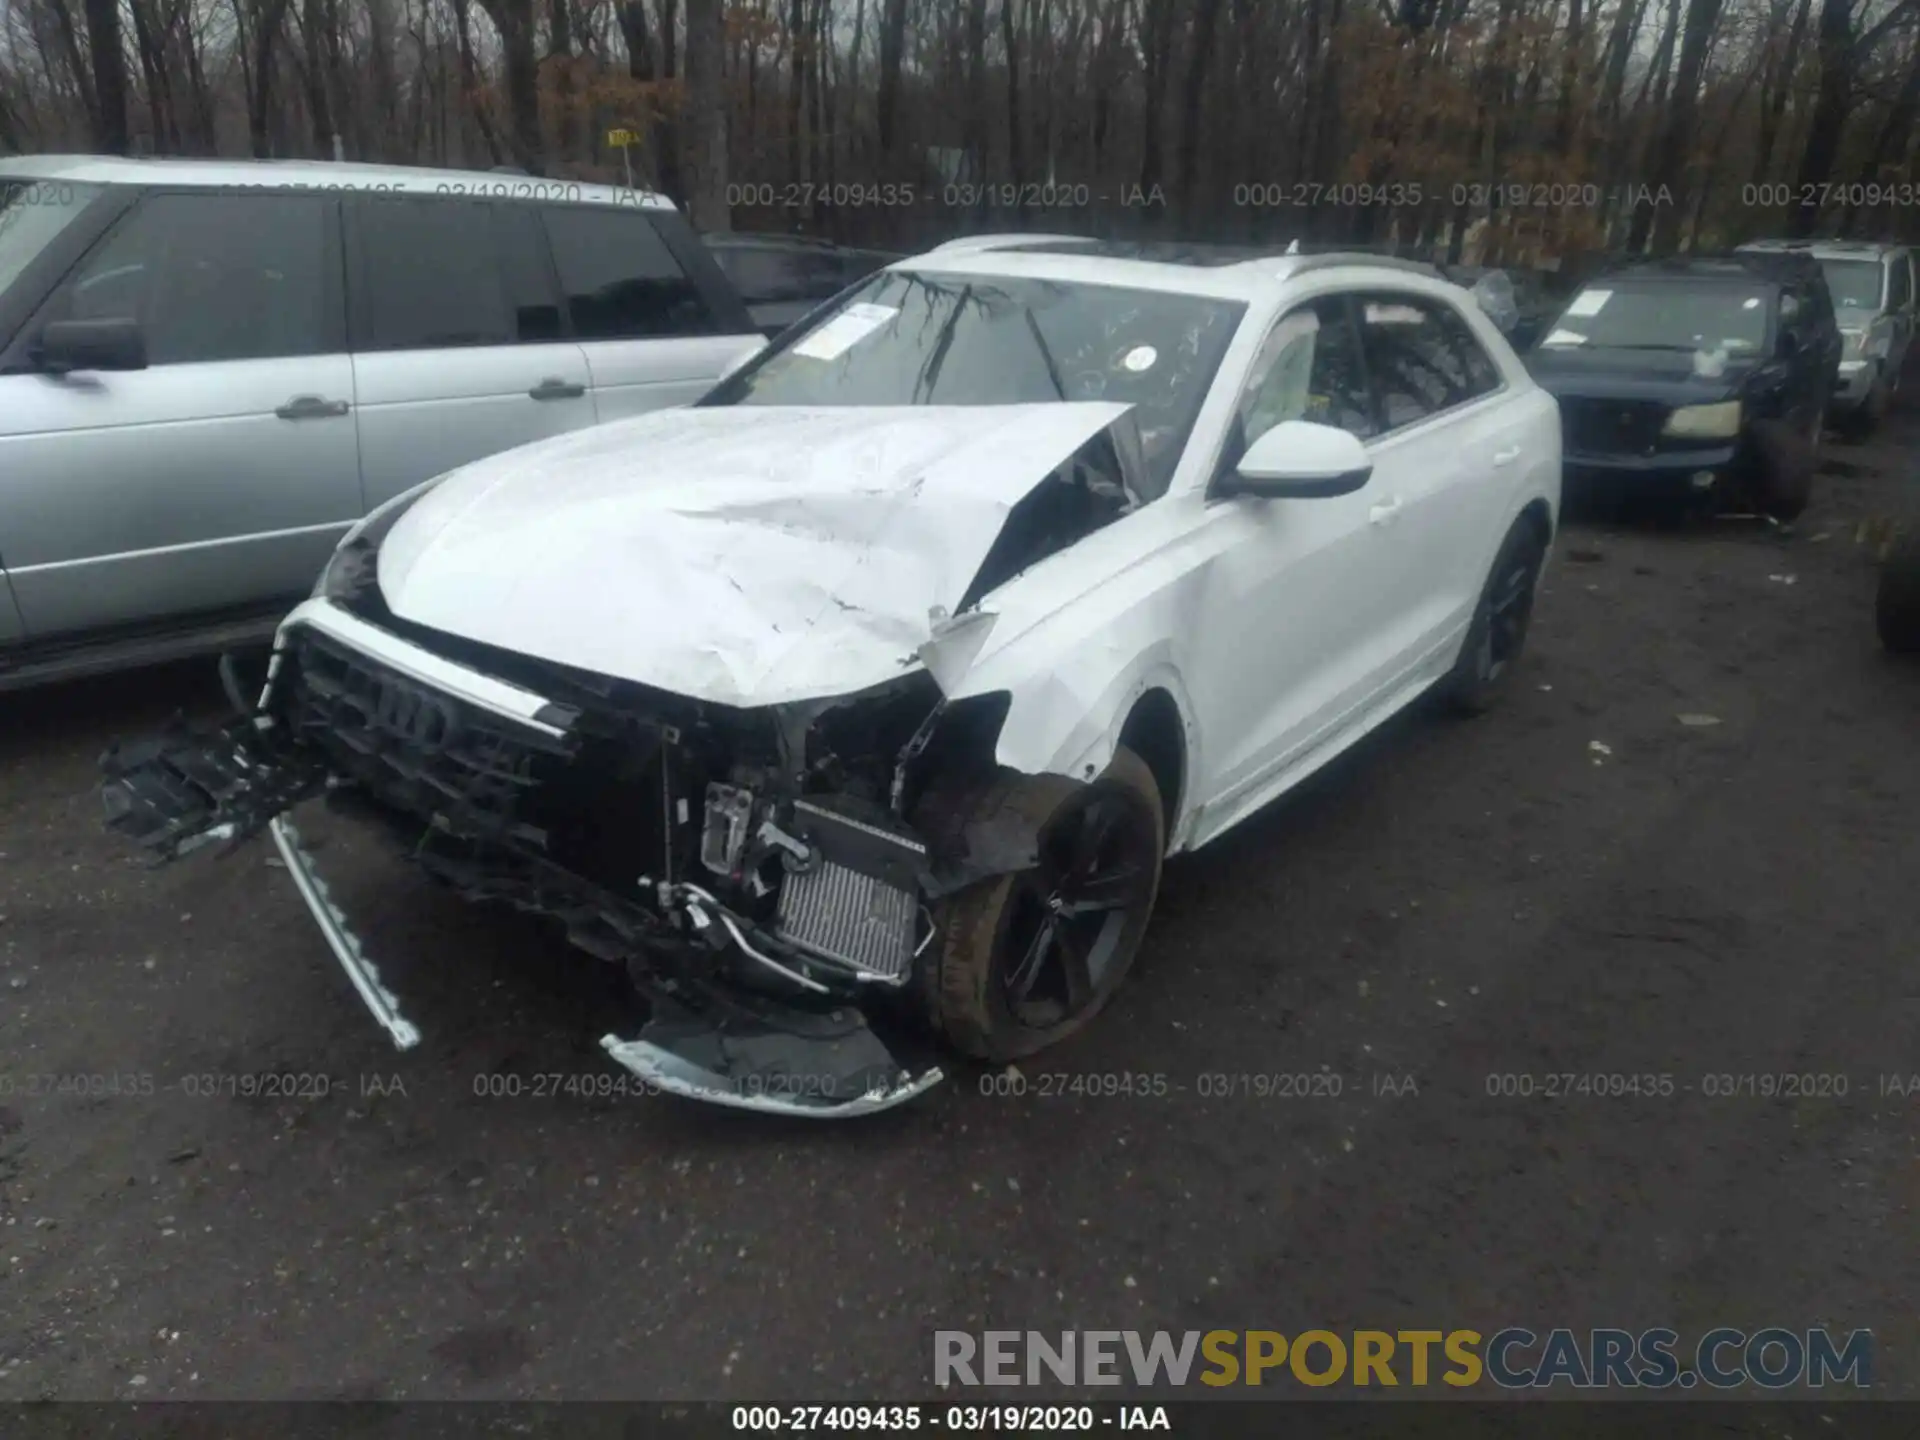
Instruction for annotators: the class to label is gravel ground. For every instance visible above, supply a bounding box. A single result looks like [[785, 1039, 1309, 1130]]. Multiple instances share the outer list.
[[1, 398, 1917, 1403]]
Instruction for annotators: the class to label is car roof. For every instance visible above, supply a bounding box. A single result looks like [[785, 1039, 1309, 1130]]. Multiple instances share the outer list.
[[1, 153, 675, 210], [1596, 255, 1789, 287], [893, 234, 1451, 303], [705, 232, 848, 250], [1738, 238, 1906, 260]]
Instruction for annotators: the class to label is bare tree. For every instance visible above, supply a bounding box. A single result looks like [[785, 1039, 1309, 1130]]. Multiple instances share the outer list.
[[682, 0, 728, 226], [1645, 0, 1727, 252], [476, 0, 544, 171]]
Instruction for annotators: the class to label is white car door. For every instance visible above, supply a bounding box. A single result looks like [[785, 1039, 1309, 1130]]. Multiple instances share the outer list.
[[1352, 290, 1523, 670], [346, 195, 598, 512], [1184, 293, 1414, 833]]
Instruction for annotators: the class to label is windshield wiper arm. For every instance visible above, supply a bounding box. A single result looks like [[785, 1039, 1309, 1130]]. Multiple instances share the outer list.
[[913, 283, 973, 402], [1021, 308, 1068, 401]]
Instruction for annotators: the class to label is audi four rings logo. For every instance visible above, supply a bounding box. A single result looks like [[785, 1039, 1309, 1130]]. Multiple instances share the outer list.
[[371, 676, 456, 747]]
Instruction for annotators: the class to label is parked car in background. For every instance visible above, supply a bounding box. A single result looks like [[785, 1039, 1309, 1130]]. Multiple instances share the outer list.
[[1738, 239, 1916, 438], [704, 232, 901, 337], [98, 238, 1560, 1117], [0, 156, 766, 691], [1525, 254, 1841, 520]]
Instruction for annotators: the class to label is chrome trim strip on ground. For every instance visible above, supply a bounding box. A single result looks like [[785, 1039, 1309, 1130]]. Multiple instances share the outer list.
[[599, 1034, 943, 1119], [269, 815, 422, 1051]]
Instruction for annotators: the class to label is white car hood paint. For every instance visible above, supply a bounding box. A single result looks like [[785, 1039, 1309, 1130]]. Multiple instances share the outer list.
[[376, 402, 1131, 708]]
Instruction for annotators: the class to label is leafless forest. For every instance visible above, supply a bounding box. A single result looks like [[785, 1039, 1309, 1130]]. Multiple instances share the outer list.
[[4, 0, 1920, 259]]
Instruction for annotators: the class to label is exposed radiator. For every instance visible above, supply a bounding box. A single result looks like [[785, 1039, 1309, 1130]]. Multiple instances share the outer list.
[[774, 799, 925, 982]]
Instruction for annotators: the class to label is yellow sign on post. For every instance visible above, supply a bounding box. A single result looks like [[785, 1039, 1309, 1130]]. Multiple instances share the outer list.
[[606, 129, 640, 192]]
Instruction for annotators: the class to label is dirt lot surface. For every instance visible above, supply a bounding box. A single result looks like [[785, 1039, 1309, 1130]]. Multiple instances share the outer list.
[[1, 402, 1918, 1404]]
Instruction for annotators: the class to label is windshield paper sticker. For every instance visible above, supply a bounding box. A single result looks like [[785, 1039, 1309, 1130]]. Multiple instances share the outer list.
[[1122, 345, 1157, 373], [792, 302, 900, 361], [1564, 289, 1611, 317]]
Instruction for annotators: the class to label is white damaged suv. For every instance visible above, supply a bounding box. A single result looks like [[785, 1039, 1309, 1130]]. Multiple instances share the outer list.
[[99, 237, 1562, 1117]]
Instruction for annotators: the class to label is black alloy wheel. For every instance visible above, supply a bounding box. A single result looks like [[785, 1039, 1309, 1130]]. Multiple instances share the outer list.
[[917, 747, 1166, 1062]]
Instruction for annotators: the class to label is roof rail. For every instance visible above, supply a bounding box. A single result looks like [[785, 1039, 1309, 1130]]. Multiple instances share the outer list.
[[1281, 252, 1444, 280], [927, 232, 1097, 255]]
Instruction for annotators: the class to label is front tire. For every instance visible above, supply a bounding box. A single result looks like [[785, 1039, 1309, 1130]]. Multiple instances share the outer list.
[[916, 748, 1165, 1062], [1749, 416, 1815, 521], [1445, 515, 1547, 715], [1877, 525, 1920, 655]]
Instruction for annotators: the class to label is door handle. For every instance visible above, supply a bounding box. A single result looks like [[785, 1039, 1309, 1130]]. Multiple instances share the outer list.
[[275, 395, 350, 420], [1492, 445, 1522, 467], [528, 377, 587, 401], [1368, 496, 1403, 526]]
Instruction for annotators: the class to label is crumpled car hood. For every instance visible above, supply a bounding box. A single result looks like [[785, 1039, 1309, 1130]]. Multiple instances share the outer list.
[[376, 402, 1129, 707]]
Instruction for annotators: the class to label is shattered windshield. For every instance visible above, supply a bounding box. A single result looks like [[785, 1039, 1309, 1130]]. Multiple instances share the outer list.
[[703, 269, 1247, 496], [1540, 281, 1770, 354]]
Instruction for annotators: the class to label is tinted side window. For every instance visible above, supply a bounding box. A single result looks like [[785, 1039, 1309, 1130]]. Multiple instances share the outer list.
[[794, 251, 849, 296], [45, 191, 332, 365], [1357, 293, 1492, 428], [1434, 302, 1502, 396], [1234, 295, 1377, 453], [715, 246, 808, 303], [543, 206, 718, 339], [355, 196, 515, 350], [491, 204, 564, 342], [1888, 256, 1911, 308]]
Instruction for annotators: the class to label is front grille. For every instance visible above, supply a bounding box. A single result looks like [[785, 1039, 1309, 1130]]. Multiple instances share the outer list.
[[282, 626, 688, 887], [285, 627, 569, 845], [1560, 397, 1670, 455]]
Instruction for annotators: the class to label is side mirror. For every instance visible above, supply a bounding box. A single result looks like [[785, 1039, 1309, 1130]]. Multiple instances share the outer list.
[[35, 318, 147, 375], [1218, 419, 1372, 500]]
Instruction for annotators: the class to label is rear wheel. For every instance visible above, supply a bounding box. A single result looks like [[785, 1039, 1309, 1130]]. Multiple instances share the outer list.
[[1877, 525, 1920, 655], [1445, 515, 1547, 716], [916, 748, 1164, 1062]]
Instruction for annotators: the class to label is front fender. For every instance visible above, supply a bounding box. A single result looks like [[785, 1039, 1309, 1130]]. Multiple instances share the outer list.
[[984, 641, 1201, 834]]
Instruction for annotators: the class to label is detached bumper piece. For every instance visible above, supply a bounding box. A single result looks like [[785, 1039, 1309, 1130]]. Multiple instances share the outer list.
[[602, 994, 942, 1118], [270, 816, 421, 1051], [100, 720, 327, 863]]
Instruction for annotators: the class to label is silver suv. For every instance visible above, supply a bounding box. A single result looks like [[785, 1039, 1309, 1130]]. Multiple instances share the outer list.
[[1737, 238, 1916, 436], [0, 157, 766, 689]]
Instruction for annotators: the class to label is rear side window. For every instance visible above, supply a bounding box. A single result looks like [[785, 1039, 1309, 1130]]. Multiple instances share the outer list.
[[542, 206, 718, 339], [1435, 301, 1503, 394], [1356, 292, 1500, 429], [713, 245, 811, 304], [794, 250, 850, 295], [1888, 256, 1912, 309], [40, 191, 333, 365], [353, 195, 525, 351]]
